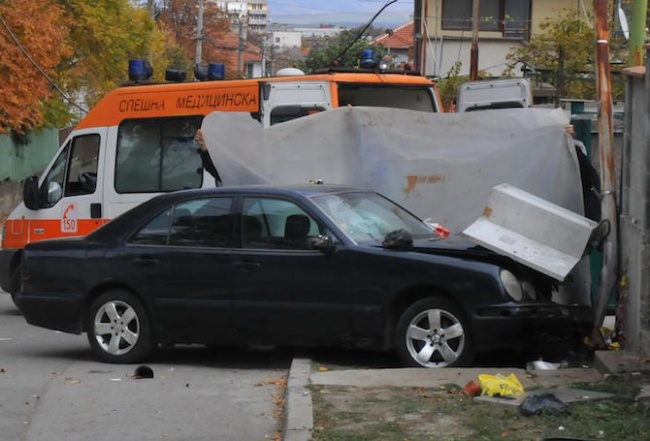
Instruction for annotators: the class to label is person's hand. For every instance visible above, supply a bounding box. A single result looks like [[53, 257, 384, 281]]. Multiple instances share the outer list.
[[195, 129, 207, 151], [565, 124, 575, 136]]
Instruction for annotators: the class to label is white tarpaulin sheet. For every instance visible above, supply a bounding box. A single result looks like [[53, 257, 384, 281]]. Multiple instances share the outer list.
[[202, 106, 583, 235]]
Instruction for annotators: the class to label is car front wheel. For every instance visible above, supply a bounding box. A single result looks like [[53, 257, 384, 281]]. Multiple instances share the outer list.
[[87, 290, 154, 363], [396, 297, 473, 368]]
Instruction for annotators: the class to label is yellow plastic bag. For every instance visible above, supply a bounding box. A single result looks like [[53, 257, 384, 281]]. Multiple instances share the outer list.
[[478, 373, 524, 397]]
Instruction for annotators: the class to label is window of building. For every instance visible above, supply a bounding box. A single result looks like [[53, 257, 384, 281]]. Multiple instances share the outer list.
[[441, 0, 530, 39]]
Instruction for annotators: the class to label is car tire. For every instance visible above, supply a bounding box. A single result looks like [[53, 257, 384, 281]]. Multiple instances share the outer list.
[[87, 290, 154, 364], [9, 266, 21, 307], [395, 297, 474, 368]]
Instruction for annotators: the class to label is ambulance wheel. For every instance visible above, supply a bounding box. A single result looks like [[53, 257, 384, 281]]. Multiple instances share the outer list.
[[87, 290, 154, 363]]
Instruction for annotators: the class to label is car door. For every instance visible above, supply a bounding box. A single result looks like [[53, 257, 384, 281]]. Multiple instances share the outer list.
[[231, 195, 351, 345], [122, 196, 235, 343]]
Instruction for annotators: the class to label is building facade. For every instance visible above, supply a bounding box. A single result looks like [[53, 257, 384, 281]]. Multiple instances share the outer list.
[[420, 0, 588, 77], [214, 0, 268, 36]]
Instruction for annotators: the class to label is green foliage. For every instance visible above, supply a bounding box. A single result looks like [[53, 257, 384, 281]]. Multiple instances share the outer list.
[[436, 61, 494, 111], [436, 61, 466, 111], [297, 28, 387, 73], [505, 12, 628, 101], [60, 0, 158, 109]]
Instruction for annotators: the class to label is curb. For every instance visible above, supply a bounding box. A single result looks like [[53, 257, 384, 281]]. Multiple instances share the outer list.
[[283, 358, 313, 441]]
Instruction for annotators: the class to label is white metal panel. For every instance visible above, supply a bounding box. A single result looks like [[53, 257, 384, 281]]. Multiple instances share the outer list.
[[463, 184, 599, 281]]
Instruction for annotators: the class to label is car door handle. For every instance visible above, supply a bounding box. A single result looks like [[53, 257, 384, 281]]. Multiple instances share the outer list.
[[233, 261, 261, 270], [132, 256, 159, 266]]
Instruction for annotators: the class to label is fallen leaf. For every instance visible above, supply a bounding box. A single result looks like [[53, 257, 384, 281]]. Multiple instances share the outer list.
[[64, 378, 80, 385]]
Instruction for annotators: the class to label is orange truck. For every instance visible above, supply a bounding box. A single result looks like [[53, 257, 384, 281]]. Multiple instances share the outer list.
[[1, 60, 443, 298]]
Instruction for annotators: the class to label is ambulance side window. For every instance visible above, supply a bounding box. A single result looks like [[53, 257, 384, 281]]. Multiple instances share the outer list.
[[115, 116, 203, 194], [65, 135, 100, 197], [40, 143, 70, 208], [40, 134, 101, 208]]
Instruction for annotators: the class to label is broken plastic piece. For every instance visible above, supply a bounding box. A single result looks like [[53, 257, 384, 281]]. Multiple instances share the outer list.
[[478, 373, 524, 397]]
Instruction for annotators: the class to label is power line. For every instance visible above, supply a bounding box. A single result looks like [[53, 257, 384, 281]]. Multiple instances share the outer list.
[[0, 13, 88, 115]]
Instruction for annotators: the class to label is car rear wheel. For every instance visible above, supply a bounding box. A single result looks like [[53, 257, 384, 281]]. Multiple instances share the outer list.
[[9, 266, 21, 307], [395, 297, 473, 368], [87, 290, 154, 363]]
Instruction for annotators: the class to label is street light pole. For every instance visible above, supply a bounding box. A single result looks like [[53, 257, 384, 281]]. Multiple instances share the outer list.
[[196, 0, 204, 65]]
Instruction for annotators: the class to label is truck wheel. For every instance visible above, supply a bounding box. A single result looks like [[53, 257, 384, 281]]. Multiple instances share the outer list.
[[87, 290, 154, 364], [395, 297, 474, 368]]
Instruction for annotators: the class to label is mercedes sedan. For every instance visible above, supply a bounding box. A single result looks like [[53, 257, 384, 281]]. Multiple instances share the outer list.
[[15, 185, 592, 367]]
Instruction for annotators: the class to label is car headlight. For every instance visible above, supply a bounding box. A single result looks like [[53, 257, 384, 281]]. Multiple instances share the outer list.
[[500, 269, 523, 301]]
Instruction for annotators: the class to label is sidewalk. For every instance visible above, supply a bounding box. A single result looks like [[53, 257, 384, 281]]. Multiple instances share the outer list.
[[282, 349, 650, 441]]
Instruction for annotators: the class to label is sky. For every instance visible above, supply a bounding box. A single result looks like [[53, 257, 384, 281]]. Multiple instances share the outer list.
[[267, 0, 414, 27]]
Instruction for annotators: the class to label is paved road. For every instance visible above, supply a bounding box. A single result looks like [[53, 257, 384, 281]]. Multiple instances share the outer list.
[[0, 291, 290, 441]]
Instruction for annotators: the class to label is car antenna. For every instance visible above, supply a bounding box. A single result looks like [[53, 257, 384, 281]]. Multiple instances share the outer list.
[[328, 0, 398, 67]]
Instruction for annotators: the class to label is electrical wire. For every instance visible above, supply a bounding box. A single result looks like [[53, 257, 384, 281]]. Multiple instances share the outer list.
[[0, 13, 88, 115], [329, 0, 399, 66]]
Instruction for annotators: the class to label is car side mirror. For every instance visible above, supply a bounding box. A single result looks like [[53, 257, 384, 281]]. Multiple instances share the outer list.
[[23, 176, 40, 210], [309, 234, 334, 254]]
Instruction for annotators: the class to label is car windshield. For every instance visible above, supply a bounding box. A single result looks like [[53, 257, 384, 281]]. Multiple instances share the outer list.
[[312, 191, 435, 245]]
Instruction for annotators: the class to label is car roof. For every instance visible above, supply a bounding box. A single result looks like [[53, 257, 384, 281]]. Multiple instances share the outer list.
[[87, 184, 371, 242]]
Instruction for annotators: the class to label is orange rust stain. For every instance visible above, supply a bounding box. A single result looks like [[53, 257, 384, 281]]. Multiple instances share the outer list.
[[403, 174, 445, 197], [482, 206, 493, 218]]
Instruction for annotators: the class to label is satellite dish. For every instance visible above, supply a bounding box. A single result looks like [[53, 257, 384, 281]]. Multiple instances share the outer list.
[[617, 0, 629, 40]]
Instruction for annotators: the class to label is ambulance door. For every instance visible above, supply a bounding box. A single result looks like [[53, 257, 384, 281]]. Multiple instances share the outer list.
[[101, 116, 205, 220], [259, 81, 332, 127], [29, 128, 107, 243]]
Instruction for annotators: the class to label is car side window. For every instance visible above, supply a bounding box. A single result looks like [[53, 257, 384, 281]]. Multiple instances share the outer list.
[[130, 208, 172, 245], [130, 197, 233, 247], [241, 197, 320, 250]]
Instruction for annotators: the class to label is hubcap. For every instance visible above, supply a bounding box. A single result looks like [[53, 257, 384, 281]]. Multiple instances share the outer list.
[[93, 300, 140, 356], [405, 307, 465, 368]]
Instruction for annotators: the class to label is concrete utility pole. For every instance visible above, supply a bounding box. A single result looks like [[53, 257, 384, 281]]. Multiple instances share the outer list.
[[238, 18, 245, 73], [592, 0, 618, 328], [469, 0, 480, 80], [196, 0, 204, 65], [629, 0, 648, 66]]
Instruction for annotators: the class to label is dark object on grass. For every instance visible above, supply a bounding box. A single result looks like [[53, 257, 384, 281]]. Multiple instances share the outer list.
[[519, 393, 569, 416]]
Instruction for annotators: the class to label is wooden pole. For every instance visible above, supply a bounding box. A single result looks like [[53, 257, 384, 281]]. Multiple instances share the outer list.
[[469, 0, 480, 80], [592, 0, 619, 328]]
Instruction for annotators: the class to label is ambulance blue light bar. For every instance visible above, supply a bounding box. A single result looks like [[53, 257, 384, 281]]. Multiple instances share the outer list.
[[128, 59, 153, 82]]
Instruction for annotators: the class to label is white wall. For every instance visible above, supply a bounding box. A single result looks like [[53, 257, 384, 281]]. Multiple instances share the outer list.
[[424, 38, 525, 78], [271, 31, 302, 49]]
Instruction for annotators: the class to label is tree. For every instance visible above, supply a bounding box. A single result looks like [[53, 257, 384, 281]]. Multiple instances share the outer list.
[[298, 28, 387, 73], [58, 0, 161, 109], [0, 0, 72, 134], [156, 0, 231, 75], [504, 11, 628, 102]]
